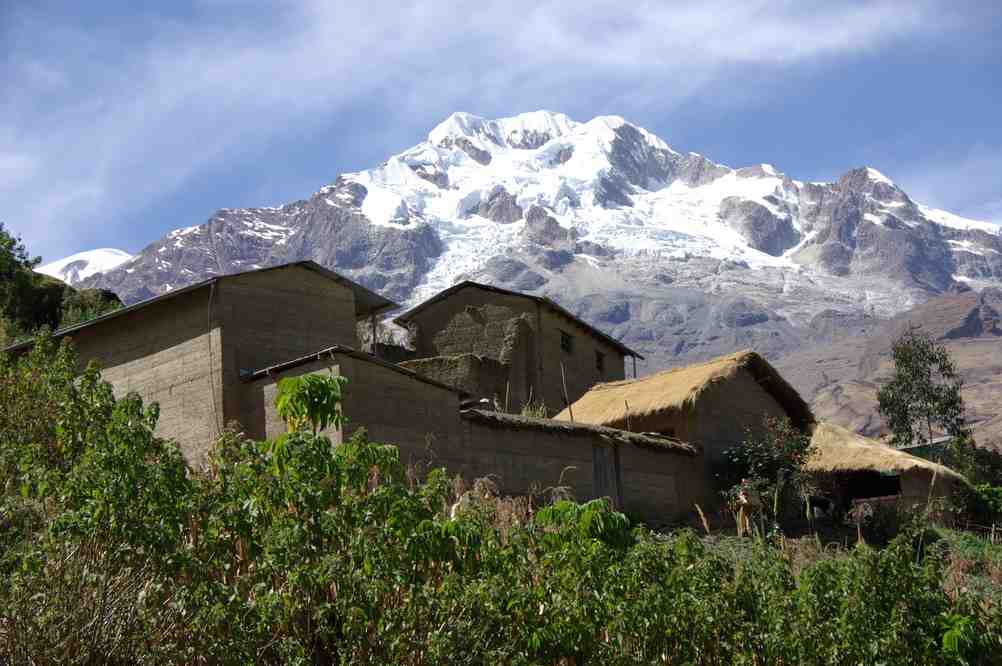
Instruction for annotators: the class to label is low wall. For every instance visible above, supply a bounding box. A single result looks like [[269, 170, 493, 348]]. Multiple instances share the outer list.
[[460, 410, 700, 524]]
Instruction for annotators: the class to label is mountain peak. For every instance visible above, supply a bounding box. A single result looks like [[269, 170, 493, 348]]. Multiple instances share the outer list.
[[38, 248, 133, 285], [428, 110, 578, 151]]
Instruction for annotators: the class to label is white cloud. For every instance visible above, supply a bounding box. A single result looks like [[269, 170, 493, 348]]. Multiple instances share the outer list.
[[0, 0, 961, 258]]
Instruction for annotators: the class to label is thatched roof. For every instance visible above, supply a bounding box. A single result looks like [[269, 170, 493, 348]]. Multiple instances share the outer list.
[[805, 421, 966, 483], [554, 350, 813, 430], [460, 409, 697, 455]]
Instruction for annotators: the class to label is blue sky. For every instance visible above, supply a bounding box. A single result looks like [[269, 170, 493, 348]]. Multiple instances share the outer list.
[[2, 0, 1000, 262]]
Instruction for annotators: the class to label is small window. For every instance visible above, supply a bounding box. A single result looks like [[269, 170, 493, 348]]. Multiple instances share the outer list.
[[595, 350, 605, 373], [560, 330, 574, 354]]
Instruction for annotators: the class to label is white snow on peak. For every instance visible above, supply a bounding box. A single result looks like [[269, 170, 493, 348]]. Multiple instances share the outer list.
[[38, 248, 134, 285], [918, 204, 1000, 234], [428, 110, 578, 151], [865, 167, 895, 186]]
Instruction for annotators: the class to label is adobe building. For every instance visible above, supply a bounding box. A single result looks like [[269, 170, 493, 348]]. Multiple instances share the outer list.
[[395, 281, 643, 414], [4, 262, 396, 462], [4, 262, 702, 524], [560, 350, 965, 510], [556, 351, 812, 464]]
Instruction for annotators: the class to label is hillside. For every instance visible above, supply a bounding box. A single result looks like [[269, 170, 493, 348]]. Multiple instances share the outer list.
[[777, 286, 1002, 448]]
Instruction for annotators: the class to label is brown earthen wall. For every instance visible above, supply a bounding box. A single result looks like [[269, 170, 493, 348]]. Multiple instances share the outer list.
[[538, 309, 626, 414], [692, 369, 790, 466], [407, 287, 537, 358], [217, 265, 361, 427], [458, 418, 596, 499], [65, 286, 224, 464], [399, 354, 510, 403], [243, 353, 464, 466], [617, 443, 711, 523]]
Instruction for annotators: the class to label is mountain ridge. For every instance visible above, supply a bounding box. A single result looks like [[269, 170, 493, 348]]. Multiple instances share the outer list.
[[53, 110, 1000, 375]]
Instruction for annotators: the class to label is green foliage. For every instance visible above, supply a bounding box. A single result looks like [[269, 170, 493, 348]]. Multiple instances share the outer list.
[[2, 341, 1001, 663], [0, 225, 120, 344], [721, 416, 816, 529], [878, 327, 967, 449], [275, 371, 348, 434]]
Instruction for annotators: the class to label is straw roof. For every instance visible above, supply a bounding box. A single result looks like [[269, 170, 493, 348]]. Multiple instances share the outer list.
[[805, 421, 966, 483], [554, 350, 813, 430], [460, 409, 697, 455]]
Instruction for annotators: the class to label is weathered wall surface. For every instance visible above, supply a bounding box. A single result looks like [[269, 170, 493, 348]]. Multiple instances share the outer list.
[[405, 285, 628, 414], [459, 415, 697, 524], [538, 308, 626, 413], [399, 354, 508, 403], [67, 285, 223, 464], [408, 287, 538, 358]]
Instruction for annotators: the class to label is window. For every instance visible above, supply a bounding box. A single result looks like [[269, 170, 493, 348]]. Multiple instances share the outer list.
[[560, 330, 574, 354], [595, 350, 605, 373]]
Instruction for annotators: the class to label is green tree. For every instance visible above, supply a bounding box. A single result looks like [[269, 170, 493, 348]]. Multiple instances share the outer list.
[[0, 223, 41, 342], [877, 328, 967, 449]]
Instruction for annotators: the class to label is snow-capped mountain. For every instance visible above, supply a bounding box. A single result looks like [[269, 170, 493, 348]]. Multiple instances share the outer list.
[[72, 110, 1002, 368], [38, 248, 133, 285]]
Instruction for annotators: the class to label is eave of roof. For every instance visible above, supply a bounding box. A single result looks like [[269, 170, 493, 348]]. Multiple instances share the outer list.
[[2, 261, 398, 354], [460, 408, 696, 455], [394, 280, 643, 359], [242, 344, 467, 396]]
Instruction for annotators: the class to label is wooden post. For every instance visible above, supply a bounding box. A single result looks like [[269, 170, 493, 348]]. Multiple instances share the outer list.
[[370, 313, 377, 357], [624, 399, 632, 432], [632, 355, 638, 379], [504, 381, 510, 414], [560, 362, 574, 423]]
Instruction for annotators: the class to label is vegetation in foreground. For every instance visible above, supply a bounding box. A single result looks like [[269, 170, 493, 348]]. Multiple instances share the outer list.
[[1, 337, 1001, 664]]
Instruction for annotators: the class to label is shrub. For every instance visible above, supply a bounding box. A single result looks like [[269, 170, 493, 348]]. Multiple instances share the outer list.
[[2, 342, 1001, 663]]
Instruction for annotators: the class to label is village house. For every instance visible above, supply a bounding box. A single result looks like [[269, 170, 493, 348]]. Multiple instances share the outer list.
[[394, 281, 643, 414], [5, 261, 703, 524], [558, 350, 965, 509]]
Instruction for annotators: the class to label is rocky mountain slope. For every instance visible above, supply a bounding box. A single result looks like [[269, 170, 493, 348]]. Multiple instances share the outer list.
[[776, 286, 1002, 449], [70, 110, 1001, 374]]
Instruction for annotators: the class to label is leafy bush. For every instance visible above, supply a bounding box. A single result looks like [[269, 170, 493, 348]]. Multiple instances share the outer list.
[[2, 341, 1001, 663], [720, 416, 816, 532]]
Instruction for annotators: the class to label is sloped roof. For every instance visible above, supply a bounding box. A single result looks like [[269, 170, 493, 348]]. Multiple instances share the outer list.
[[242, 344, 465, 395], [394, 280, 642, 359], [3, 261, 398, 354], [554, 350, 813, 430], [806, 421, 966, 484]]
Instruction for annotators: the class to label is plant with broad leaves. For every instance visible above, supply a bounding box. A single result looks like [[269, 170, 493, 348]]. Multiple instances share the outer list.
[[275, 372, 347, 435]]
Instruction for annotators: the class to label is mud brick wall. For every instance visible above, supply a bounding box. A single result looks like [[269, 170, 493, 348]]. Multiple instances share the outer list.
[[242, 352, 464, 466], [66, 285, 224, 464], [407, 287, 538, 359], [617, 442, 711, 524], [400, 354, 510, 403], [692, 369, 790, 466], [537, 309, 626, 415], [217, 264, 361, 428]]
